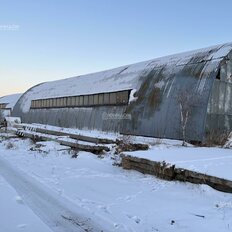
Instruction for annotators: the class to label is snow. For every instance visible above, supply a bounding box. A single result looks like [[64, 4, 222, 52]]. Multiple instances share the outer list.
[[0, 134, 232, 231], [0, 93, 22, 109], [129, 89, 138, 103], [5, 117, 21, 126], [18, 43, 232, 113], [0, 155, 114, 232], [210, 45, 232, 59], [0, 175, 52, 232]]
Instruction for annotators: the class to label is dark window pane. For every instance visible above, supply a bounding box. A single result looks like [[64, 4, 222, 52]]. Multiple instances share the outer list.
[[75, 96, 79, 106], [116, 91, 129, 104], [79, 96, 83, 106], [110, 92, 116, 104], [67, 97, 71, 106], [93, 94, 98, 105], [104, 93, 110, 104], [99, 94, 103, 105], [83, 95, 88, 106], [71, 97, 75, 106], [89, 95, 94, 105]]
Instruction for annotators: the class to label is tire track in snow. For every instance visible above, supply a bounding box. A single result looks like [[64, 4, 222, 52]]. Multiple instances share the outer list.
[[0, 156, 114, 232]]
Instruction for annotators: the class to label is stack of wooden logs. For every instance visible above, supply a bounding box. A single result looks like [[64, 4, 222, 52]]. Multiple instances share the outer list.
[[121, 154, 232, 193]]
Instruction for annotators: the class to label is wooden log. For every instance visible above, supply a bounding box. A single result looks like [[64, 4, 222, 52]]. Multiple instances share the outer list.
[[121, 155, 175, 180], [116, 140, 149, 153], [121, 154, 232, 193], [14, 124, 150, 153], [15, 129, 109, 154], [20, 125, 116, 144], [175, 168, 232, 193]]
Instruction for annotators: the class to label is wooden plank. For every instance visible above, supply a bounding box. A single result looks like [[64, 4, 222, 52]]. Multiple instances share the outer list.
[[121, 155, 232, 193], [15, 129, 110, 154], [21, 125, 115, 144]]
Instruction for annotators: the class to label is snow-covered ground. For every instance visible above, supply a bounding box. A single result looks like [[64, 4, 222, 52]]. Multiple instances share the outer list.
[[0, 134, 232, 232], [0, 175, 52, 232]]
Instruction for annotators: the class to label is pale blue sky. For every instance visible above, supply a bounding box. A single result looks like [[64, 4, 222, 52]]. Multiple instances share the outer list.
[[1, 0, 232, 96]]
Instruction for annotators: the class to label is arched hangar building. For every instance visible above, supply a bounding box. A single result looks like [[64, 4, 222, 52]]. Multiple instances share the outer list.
[[0, 93, 22, 122], [13, 43, 232, 142]]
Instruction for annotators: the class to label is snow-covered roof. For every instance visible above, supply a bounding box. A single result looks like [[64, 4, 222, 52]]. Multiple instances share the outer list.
[[18, 42, 232, 113], [0, 93, 22, 109]]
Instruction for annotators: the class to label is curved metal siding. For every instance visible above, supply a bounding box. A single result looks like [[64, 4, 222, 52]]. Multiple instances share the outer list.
[[18, 106, 127, 132], [121, 61, 219, 141], [12, 43, 232, 141], [206, 50, 232, 136], [14, 61, 219, 141], [206, 80, 232, 134]]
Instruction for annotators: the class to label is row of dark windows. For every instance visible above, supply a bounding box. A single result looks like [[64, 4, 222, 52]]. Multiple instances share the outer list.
[[31, 90, 130, 109], [0, 103, 7, 109]]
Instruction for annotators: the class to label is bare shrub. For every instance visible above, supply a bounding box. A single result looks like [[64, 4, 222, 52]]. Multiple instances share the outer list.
[[69, 149, 79, 158], [150, 138, 162, 146], [115, 140, 149, 154], [204, 130, 230, 147], [5, 141, 15, 150], [121, 135, 132, 144]]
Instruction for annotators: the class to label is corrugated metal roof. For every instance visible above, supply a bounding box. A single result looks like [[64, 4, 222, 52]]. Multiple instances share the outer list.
[[0, 93, 22, 109], [16, 43, 232, 113], [12, 43, 232, 142]]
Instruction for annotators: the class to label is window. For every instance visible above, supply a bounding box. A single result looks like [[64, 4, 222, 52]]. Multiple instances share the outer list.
[[93, 94, 98, 105], [71, 97, 76, 106], [89, 95, 94, 105], [42, 99, 46, 108], [30, 90, 131, 109], [83, 95, 88, 106], [67, 97, 72, 106], [30, 101, 35, 108], [49, 99, 53, 107], [1, 103, 7, 108], [46, 99, 50, 107], [62, 98, 66, 107], [75, 96, 79, 106], [98, 94, 103, 105], [110, 92, 116, 104], [103, 93, 110, 104], [52, 98, 57, 107], [116, 90, 129, 104], [58, 97, 67, 107], [79, 96, 84, 106]]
